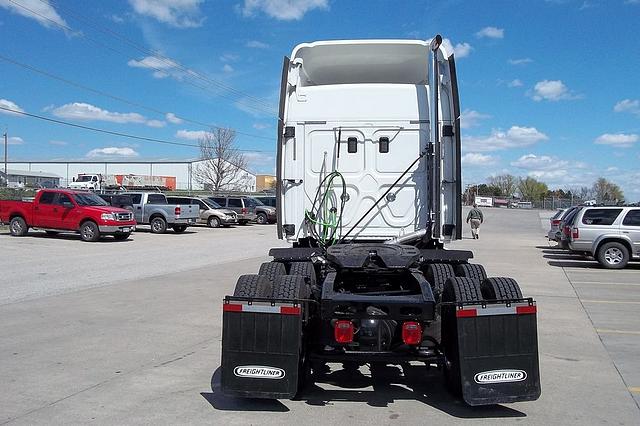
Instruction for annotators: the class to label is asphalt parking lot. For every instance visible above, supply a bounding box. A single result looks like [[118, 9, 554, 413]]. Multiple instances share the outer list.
[[0, 211, 639, 425]]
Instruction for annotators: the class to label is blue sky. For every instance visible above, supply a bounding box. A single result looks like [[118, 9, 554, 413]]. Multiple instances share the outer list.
[[1, 0, 639, 199]]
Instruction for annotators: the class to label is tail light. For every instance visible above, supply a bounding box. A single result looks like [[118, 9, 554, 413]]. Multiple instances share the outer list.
[[334, 320, 354, 343], [563, 226, 570, 236], [174, 206, 181, 216], [402, 321, 423, 345], [551, 219, 561, 226], [572, 227, 579, 239], [241, 207, 248, 214]]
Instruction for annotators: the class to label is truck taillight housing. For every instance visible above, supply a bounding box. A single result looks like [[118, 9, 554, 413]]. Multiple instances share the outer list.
[[175, 206, 181, 216], [563, 226, 570, 236], [551, 219, 561, 226], [241, 207, 247, 214], [401, 321, 423, 345], [572, 227, 579, 239], [334, 320, 354, 343]]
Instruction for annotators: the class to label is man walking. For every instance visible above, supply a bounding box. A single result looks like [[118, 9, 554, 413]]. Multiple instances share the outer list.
[[466, 203, 484, 239]]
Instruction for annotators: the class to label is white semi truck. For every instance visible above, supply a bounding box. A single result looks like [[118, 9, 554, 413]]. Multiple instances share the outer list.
[[220, 37, 541, 406]]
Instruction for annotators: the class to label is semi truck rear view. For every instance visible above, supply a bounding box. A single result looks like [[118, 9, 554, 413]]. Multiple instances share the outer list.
[[220, 37, 541, 406]]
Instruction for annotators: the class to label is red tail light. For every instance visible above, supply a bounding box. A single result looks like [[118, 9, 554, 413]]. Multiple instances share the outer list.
[[334, 320, 354, 343], [241, 207, 248, 214], [572, 227, 579, 239], [551, 219, 561, 226], [563, 226, 570, 236], [402, 321, 423, 345], [174, 206, 181, 216]]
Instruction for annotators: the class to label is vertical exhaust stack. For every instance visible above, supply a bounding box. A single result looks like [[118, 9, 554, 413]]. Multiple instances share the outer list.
[[430, 34, 443, 241]]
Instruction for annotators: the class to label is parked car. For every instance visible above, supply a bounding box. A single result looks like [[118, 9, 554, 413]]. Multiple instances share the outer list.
[[547, 208, 567, 241], [208, 196, 257, 225], [166, 196, 238, 228], [0, 189, 136, 242], [126, 192, 198, 234], [568, 206, 640, 268], [254, 195, 276, 208], [97, 193, 134, 210], [558, 206, 583, 249]]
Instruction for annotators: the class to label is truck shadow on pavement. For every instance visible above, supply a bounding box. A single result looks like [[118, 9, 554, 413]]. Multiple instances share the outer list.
[[203, 364, 526, 418], [26, 232, 133, 243]]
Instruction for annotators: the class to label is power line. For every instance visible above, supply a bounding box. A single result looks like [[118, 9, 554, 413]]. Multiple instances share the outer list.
[[45, 0, 277, 112], [0, 53, 275, 141], [7, 0, 277, 117], [0, 106, 275, 153]]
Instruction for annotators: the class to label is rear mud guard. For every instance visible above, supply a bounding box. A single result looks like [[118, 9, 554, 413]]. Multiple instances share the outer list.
[[443, 300, 541, 406], [221, 297, 305, 399]]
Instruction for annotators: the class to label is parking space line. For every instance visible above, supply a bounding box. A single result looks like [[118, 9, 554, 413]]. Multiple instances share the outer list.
[[571, 281, 640, 286], [596, 329, 640, 336], [583, 300, 640, 305]]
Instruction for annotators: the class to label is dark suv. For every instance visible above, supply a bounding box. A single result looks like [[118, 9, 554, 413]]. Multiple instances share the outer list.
[[209, 196, 276, 225]]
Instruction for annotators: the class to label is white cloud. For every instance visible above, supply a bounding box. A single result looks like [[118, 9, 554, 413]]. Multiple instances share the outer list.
[[49, 140, 68, 146], [508, 79, 523, 88], [176, 129, 210, 140], [460, 109, 491, 129], [441, 38, 472, 58], [530, 79, 580, 101], [0, 0, 67, 29], [252, 123, 269, 130], [594, 133, 639, 148], [165, 112, 183, 124], [241, 0, 328, 20], [128, 0, 204, 28], [476, 26, 504, 39], [7, 136, 24, 145], [222, 64, 234, 73], [511, 153, 594, 187], [51, 102, 165, 127], [87, 147, 139, 158], [511, 154, 567, 170], [127, 55, 183, 79], [613, 99, 640, 116], [246, 40, 269, 48], [508, 58, 533, 65], [220, 53, 239, 62], [0, 98, 25, 116], [243, 151, 276, 173], [464, 126, 548, 152], [461, 153, 497, 166]]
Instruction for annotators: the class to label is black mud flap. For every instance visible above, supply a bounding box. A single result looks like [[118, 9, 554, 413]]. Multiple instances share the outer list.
[[221, 297, 304, 399], [448, 300, 541, 406]]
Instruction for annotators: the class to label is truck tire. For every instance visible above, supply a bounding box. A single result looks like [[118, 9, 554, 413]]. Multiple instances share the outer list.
[[258, 261, 287, 283], [256, 212, 268, 225], [454, 263, 487, 283], [80, 221, 100, 242], [173, 225, 187, 233], [289, 261, 317, 287], [233, 275, 272, 298], [441, 277, 483, 397], [272, 275, 311, 299], [597, 241, 630, 269], [442, 277, 483, 304], [207, 216, 221, 228], [481, 277, 523, 300], [9, 216, 29, 237], [425, 263, 455, 299], [150, 216, 167, 234]]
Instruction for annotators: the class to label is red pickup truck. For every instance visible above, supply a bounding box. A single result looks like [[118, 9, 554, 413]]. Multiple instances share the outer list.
[[0, 189, 137, 242]]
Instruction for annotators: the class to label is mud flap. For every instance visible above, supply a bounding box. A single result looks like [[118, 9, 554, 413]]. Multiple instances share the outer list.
[[221, 298, 304, 399], [448, 301, 541, 405]]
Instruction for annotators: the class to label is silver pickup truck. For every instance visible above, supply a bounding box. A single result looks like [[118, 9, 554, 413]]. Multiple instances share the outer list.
[[126, 192, 198, 234]]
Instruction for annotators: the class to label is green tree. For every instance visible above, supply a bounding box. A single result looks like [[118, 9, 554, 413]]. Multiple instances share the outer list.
[[517, 176, 549, 201]]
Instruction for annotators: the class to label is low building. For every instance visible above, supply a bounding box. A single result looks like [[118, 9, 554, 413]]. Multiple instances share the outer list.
[[255, 174, 276, 192], [0, 168, 61, 188]]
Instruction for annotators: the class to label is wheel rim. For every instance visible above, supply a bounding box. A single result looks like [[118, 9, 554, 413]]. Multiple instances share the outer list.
[[257, 215, 265, 224], [152, 220, 162, 232], [11, 220, 22, 234], [210, 218, 219, 227], [83, 225, 94, 240], [604, 247, 623, 265]]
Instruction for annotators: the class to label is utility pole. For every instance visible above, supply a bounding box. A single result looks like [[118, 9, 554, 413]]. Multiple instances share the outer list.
[[3, 129, 7, 187]]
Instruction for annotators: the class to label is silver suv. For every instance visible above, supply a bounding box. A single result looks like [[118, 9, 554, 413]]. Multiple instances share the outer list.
[[568, 206, 640, 269]]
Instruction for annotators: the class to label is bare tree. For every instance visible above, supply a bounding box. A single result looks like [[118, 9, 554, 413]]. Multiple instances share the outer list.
[[194, 128, 250, 191], [487, 174, 517, 197], [592, 177, 624, 203]]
